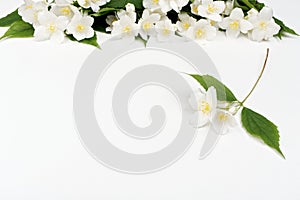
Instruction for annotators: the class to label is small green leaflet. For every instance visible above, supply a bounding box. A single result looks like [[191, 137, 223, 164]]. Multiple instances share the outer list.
[[189, 74, 237, 102], [273, 17, 299, 39], [0, 9, 22, 27], [105, 0, 143, 9], [241, 107, 285, 158], [0, 21, 34, 40], [66, 33, 100, 48]]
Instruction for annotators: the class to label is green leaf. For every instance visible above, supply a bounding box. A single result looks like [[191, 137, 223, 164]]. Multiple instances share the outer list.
[[273, 17, 299, 38], [189, 74, 237, 102], [105, 0, 143, 9], [91, 7, 119, 17], [0, 21, 34, 40], [241, 107, 285, 158], [92, 15, 109, 33], [66, 33, 100, 48], [0, 9, 22, 27]]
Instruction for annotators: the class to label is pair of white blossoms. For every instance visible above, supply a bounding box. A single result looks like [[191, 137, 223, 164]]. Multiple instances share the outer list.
[[189, 87, 237, 135]]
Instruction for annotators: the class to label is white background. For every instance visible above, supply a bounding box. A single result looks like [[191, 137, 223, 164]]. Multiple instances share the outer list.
[[0, 0, 300, 199]]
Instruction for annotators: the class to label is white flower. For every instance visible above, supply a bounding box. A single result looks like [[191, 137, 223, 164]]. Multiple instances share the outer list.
[[105, 15, 117, 32], [34, 11, 68, 43], [77, 0, 111, 12], [224, 0, 234, 15], [186, 19, 217, 40], [143, 0, 160, 11], [117, 3, 137, 22], [197, 0, 225, 22], [176, 13, 196, 33], [159, 0, 189, 13], [18, 0, 48, 26], [189, 87, 217, 127], [50, 0, 80, 20], [155, 19, 176, 41], [67, 14, 95, 41], [219, 8, 253, 38], [111, 15, 139, 40], [190, 0, 201, 15], [138, 9, 161, 40], [247, 7, 280, 41], [212, 110, 237, 134]]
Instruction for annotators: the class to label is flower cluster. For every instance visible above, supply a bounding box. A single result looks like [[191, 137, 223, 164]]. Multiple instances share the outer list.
[[5, 0, 294, 45], [189, 87, 237, 135], [17, 0, 97, 43]]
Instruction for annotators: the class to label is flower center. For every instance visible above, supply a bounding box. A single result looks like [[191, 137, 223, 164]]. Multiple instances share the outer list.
[[143, 22, 151, 30], [195, 29, 205, 39], [49, 24, 56, 32], [123, 26, 132, 33], [200, 101, 211, 114], [259, 21, 267, 30], [26, 5, 33, 9], [207, 4, 217, 13], [60, 7, 71, 16], [229, 20, 240, 30], [210, 20, 216, 26], [163, 28, 170, 35], [192, 5, 198, 13], [218, 113, 228, 121], [84, 0, 90, 6], [76, 24, 85, 32], [152, 0, 159, 4], [183, 22, 190, 30]]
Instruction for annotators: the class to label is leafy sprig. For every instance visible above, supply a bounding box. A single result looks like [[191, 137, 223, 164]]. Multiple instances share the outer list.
[[189, 49, 285, 158]]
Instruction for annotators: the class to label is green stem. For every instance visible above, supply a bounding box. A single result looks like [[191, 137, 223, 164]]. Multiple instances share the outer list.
[[240, 0, 255, 9], [241, 48, 270, 105]]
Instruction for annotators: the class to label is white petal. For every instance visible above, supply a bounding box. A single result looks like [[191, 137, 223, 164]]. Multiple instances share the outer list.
[[259, 7, 273, 21], [190, 112, 209, 127], [50, 31, 65, 43], [205, 26, 217, 40], [226, 28, 240, 38], [230, 8, 244, 20], [240, 19, 253, 33], [34, 26, 50, 41], [250, 28, 265, 41], [219, 17, 231, 29], [207, 13, 222, 22], [213, 1, 226, 14]]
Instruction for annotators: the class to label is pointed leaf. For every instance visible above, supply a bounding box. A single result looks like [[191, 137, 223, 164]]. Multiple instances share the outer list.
[[189, 74, 237, 102], [241, 107, 285, 158], [0, 9, 22, 27], [0, 21, 34, 40]]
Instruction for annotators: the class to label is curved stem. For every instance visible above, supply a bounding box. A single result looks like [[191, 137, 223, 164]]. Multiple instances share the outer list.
[[241, 48, 270, 105]]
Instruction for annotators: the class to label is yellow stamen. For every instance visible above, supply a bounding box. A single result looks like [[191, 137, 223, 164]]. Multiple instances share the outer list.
[[76, 24, 85, 32], [26, 5, 33, 9], [60, 7, 71, 16], [183, 22, 190, 30], [259, 21, 267, 30], [229, 21, 239, 30], [195, 29, 204, 39], [200, 101, 211, 114], [163, 28, 170, 35], [207, 4, 216, 13], [123, 26, 131, 33], [152, 0, 159, 4], [49, 24, 56, 32], [218, 113, 228, 121], [192, 5, 198, 13], [143, 22, 151, 30]]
